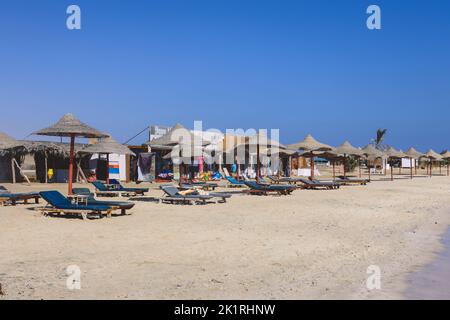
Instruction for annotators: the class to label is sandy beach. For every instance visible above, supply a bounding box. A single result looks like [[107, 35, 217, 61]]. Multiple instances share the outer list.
[[1, 174, 450, 300]]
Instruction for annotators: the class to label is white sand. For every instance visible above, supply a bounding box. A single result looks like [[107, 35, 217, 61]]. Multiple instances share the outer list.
[[1, 174, 450, 299]]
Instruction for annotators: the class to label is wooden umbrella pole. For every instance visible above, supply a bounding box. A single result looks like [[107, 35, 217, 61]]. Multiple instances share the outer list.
[[256, 143, 260, 183], [415, 159, 417, 175], [410, 157, 413, 179], [106, 153, 110, 183], [358, 158, 361, 178], [390, 159, 393, 181], [447, 162, 449, 176], [343, 157, 346, 178], [439, 162, 442, 175], [430, 158, 432, 177], [310, 153, 315, 180], [68, 134, 75, 195], [332, 160, 335, 180], [368, 159, 371, 182]]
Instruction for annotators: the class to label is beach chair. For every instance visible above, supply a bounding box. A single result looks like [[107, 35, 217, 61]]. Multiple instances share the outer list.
[[158, 185, 216, 205], [335, 176, 369, 186], [72, 188, 135, 215], [181, 181, 218, 191], [0, 186, 40, 206], [107, 179, 149, 195], [91, 181, 138, 197], [38, 191, 115, 220], [297, 178, 340, 190], [225, 176, 246, 188], [243, 181, 295, 196]]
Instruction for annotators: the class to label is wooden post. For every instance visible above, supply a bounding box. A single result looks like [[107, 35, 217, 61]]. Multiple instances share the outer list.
[[343, 157, 347, 178], [410, 157, 413, 179], [439, 162, 442, 175], [368, 159, 371, 182], [310, 153, 315, 180], [44, 151, 48, 183], [415, 159, 417, 175], [106, 153, 110, 183], [447, 162, 449, 176], [358, 158, 361, 178], [68, 134, 75, 195], [429, 158, 432, 177], [332, 160, 336, 180], [11, 156, 16, 184], [390, 159, 393, 181], [256, 143, 260, 183]]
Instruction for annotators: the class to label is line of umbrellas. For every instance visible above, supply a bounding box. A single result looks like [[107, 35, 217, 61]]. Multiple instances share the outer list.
[[3, 113, 450, 194], [285, 134, 449, 182]]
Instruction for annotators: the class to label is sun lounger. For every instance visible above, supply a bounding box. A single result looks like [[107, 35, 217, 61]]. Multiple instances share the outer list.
[[335, 176, 369, 185], [181, 181, 218, 191], [38, 191, 115, 220], [297, 178, 340, 190], [91, 181, 139, 197], [0, 186, 40, 206], [243, 181, 295, 195], [225, 176, 246, 187], [159, 185, 216, 205], [107, 179, 149, 195], [73, 188, 135, 215]]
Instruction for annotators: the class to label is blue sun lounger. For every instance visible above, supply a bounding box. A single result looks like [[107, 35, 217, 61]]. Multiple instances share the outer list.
[[105, 179, 149, 195], [72, 188, 135, 215], [38, 190, 115, 219], [225, 176, 246, 187], [243, 181, 295, 195], [0, 186, 40, 206]]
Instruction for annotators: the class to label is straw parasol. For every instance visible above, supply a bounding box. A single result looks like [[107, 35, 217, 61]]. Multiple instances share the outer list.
[[145, 124, 209, 185], [335, 141, 364, 178], [384, 147, 404, 181], [361, 145, 384, 181], [80, 136, 135, 183], [287, 134, 333, 179], [33, 113, 108, 194], [424, 149, 443, 177], [405, 147, 424, 179], [0, 132, 22, 151], [441, 150, 450, 176], [234, 133, 286, 183]]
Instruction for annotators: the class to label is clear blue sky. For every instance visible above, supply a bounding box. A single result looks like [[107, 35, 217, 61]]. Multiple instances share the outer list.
[[1, 0, 449, 151]]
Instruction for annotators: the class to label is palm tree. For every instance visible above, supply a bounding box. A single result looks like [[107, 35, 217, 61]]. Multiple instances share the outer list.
[[371, 129, 387, 150]]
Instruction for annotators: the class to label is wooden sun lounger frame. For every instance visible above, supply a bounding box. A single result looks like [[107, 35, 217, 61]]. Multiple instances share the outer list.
[[0, 194, 40, 206], [36, 205, 117, 220], [335, 178, 368, 186], [157, 196, 213, 205], [242, 188, 294, 196]]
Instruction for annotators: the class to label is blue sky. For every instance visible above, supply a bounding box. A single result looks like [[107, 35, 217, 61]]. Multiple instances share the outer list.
[[1, 0, 450, 150]]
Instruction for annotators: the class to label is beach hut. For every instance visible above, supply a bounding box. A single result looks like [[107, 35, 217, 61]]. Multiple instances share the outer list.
[[361, 145, 384, 181], [287, 134, 333, 179], [33, 114, 108, 194], [440, 150, 450, 176], [80, 136, 135, 183], [335, 141, 364, 178], [405, 147, 424, 179], [424, 149, 443, 177], [0, 132, 26, 183]]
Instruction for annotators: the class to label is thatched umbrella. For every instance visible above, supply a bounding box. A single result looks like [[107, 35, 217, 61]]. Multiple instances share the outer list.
[[33, 114, 107, 194], [146, 123, 208, 185], [424, 149, 443, 177], [80, 136, 135, 183], [287, 134, 333, 179], [0, 132, 22, 151], [234, 134, 285, 183], [384, 147, 403, 181], [335, 141, 364, 178], [440, 150, 450, 176], [361, 145, 384, 181], [405, 147, 424, 179]]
